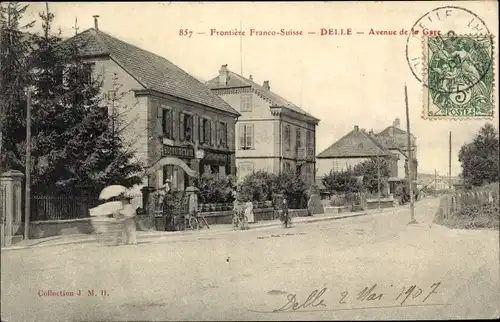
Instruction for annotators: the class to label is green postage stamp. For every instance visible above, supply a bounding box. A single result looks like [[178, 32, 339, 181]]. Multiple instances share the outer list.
[[422, 34, 494, 119]]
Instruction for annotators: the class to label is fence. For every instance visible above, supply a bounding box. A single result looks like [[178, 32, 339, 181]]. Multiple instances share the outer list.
[[30, 194, 100, 221], [436, 183, 499, 219]]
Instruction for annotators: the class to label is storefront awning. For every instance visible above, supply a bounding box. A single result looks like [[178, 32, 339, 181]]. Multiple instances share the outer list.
[[146, 157, 198, 177]]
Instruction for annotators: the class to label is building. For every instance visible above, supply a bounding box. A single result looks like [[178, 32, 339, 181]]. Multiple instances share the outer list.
[[63, 21, 240, 192], [316, 125, 399, 177], [206, 65, 320, 185], [375, 118, 417, 159]]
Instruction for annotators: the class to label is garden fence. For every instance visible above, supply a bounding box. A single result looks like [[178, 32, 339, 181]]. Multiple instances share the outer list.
[[30, 194, 100, 221], [436, 183, 499, 219]]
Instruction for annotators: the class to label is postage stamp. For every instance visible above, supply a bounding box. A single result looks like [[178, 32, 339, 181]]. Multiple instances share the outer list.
[[422, 33, 494, 119]]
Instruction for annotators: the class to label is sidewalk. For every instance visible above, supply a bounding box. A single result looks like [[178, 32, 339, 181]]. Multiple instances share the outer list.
[[2, 207, 403, 251]]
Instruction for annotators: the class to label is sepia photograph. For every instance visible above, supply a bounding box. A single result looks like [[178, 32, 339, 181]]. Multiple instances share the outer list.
[[0, 1, 498, 321]]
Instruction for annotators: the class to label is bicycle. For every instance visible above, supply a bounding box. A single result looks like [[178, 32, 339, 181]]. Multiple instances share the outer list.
[[186, 212, 210, 230], [279, 210, 292, 228], [232, 204, 248, 230]]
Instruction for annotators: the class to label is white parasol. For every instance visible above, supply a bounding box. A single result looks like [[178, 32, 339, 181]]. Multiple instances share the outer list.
[[99, 185, 127, 200], [89, 201, 124, 217]]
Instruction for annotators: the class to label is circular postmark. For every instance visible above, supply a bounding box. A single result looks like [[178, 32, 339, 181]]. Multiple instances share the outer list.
[[406, 6, 493, 95]]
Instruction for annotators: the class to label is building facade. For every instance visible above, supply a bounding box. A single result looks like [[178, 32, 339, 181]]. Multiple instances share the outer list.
[[316, 125, 399, 179], [206, 65, 320, 185], [65, 26, 240, 192]]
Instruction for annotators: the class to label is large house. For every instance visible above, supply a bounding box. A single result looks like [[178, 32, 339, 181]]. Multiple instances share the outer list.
[[316, 121, 418, 194], [206, 65, 320, 185], [316, 125, 399, 176], [63, 22, 240, 192]]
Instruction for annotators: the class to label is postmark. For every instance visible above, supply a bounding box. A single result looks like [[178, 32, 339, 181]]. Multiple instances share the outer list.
[[405, 6, 495, 119], [422, 33, 494, 119]]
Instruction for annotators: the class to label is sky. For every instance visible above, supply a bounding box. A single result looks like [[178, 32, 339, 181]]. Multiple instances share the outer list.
[[20, 1, 499, 176]]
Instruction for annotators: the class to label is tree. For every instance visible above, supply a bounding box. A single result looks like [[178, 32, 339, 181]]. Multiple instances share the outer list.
[[458, 123, 499, 187], [0, 2, 35, 173], [271, 169, 308, 209], [237, 170, 275, 202], [352, 157, 391, 193], [2, 3, 144, 194], [321, 168, 361, 194]]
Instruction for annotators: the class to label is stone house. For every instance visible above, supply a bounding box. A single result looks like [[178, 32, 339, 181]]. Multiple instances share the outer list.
[[206, 65, 320, 185], [63, 23, 240, 192]]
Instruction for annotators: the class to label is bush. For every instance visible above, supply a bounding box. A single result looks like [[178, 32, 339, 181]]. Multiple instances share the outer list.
[[271, 170, 308, 209], [237, 170, 275, 202], [237, 170, 309, 208], [449, 203, 499, 229], [195, 172, 236, 204]]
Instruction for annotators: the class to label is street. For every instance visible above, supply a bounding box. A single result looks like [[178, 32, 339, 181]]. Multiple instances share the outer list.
[[1, 197, 499, 321]]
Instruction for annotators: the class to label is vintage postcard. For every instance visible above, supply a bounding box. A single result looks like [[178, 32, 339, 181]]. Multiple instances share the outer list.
[[1, 1, 498, 321]]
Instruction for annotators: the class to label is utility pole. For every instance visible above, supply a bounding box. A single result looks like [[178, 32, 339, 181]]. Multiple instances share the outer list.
[[24, 88, 32, 240], [449, 131, 452, 191], [377, 148, 381, 210], [239, 20, 243, 75], [72, 16, 79, 35], [434, 168, 437, 196], [404, 84, 417, 224]]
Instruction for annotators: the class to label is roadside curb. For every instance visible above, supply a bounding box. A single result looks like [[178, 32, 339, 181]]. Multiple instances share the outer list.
[[1, 208, 396, 251]]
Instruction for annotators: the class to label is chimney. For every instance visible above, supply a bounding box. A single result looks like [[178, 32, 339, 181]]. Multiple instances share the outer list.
[[263, 80, 270, 90], [219, 64, 229, 87], [393, 117, 400, 128], [249, 75, 253, 81], [354, 125, 359, 131], [93, 15, 100, 30]]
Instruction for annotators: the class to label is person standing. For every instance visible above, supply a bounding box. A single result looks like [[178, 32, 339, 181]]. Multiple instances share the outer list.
[[115, 194, 138, 245]]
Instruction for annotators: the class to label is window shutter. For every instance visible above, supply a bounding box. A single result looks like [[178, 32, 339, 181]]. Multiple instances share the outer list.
[[179, 112, 185, 141], [246, 124, 254, 148], [192, 115, 197, 143], [199, 118, 204, 144], [210, 120, 214, 146], [239, 124, 245, 148], [215, 122, 220, 147]]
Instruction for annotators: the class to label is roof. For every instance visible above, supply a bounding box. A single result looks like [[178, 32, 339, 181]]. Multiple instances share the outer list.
[[62, 28, 239, 116], [317, 127, 397, 159], [206, 70, 319, 122]]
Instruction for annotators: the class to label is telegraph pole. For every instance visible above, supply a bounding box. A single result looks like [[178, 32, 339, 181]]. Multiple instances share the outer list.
[[404, 84, 417, 224], [448, 131, 452, 190], [434, 168, 437, 196], [377, 149, 381, 210], [239, 20, 243, 75], [24, 89, 32, 240]]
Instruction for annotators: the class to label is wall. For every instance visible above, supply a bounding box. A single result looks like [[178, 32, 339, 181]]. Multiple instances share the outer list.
[[89, 57, 149, 166], [214, 87, 317, 185], [147, 93, 237, 188]]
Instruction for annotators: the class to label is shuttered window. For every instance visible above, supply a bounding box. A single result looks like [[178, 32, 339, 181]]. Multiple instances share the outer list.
[[239, 124, 254, 150]]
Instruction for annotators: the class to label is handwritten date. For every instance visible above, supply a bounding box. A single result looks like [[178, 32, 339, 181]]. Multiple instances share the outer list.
[[274, 282, 441, 312]]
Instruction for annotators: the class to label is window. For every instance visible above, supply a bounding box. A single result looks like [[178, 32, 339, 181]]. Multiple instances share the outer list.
[[240, 93, 252, 112], [179, 113, 193, 142], [82, 63, 94, 85], [161, 107, 173, 139], [284, 125, 291, 151], [239, 124, 254, 150], [199, 118, 211, 144], [296, 128, 302, 150], [284, 162, 291, 172], [306, 131, 314, 157], [218, 121, 228, 147]]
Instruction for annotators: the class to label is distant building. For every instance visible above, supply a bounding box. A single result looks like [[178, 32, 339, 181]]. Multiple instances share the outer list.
[[206, 65, 320, 185], [63, 24, 240, 192], [316, 125, 399, 193], [375, 117, 417, 159]]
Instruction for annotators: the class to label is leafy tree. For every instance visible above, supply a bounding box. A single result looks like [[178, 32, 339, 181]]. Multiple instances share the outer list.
[[352, 157, 391, 193], [195, 172, 236, 203], [271, 169, 308, 209], [321, 168, 361, 194], [237, 170, 274, 202], [0, 1, 34, 173], [458, 123, 499, 187], [404, 158, 418, 182]]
